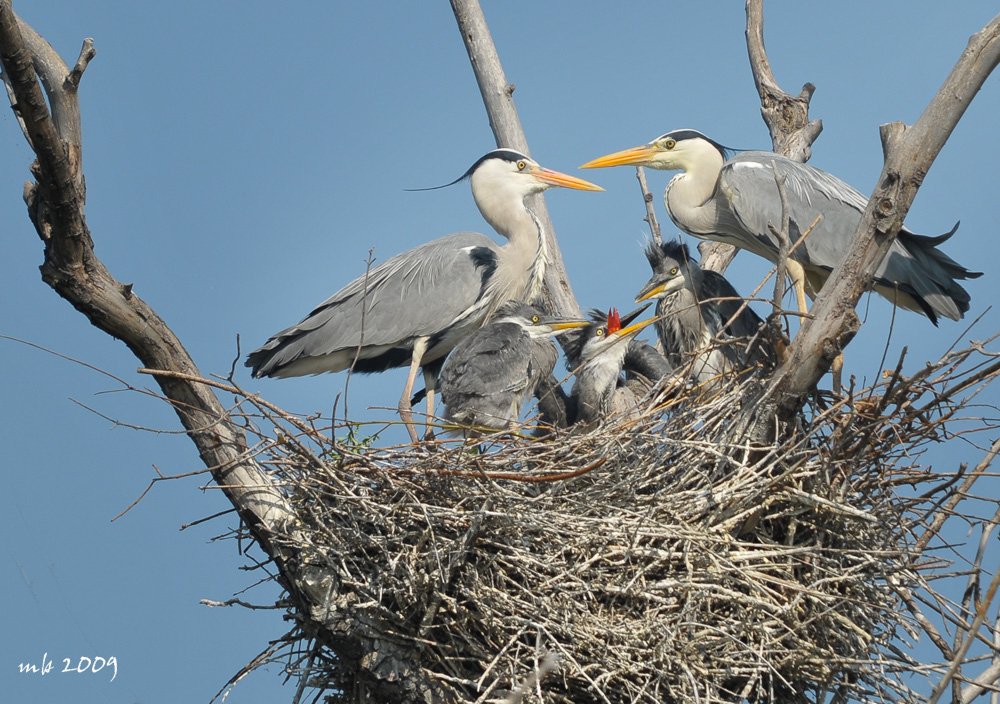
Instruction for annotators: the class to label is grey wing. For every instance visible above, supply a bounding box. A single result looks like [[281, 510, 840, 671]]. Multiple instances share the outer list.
[[701, 270, 765, 339], [439, 323, 535, 415], [624, 339, 673, 383], [723, 153, 977, 322], [720, 151, 869, 272], [701, 270, 775, 368], [247, 231, 498, 376]]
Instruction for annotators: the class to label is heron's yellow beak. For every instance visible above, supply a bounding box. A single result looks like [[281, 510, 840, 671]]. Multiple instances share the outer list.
[[580, 144, 658, 170], [612, 316, 658, 339], [635, 282, 667, 304], [533, 167, 604, 191], [547, 319, 592, 331]]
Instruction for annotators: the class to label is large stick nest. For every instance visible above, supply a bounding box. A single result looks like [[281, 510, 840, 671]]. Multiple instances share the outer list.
[[231, 340, 1000, 704]]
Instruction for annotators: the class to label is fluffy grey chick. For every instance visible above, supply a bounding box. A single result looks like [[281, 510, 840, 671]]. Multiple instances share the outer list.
[[439, 301, 588, 435], [636, 239, 773, 386]]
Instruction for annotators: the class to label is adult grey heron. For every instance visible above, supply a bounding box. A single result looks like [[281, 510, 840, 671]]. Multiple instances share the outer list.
[[635, 239, 773, 387], [245, 149, 602, 443], [438, 300, 589, 435], [581, 129, 981, 323], [562, 307, 658, 427]]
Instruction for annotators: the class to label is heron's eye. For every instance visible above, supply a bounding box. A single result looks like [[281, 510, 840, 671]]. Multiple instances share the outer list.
[[596, 328, 605, 337], [664, 139, 676, 149], [517, 160, 527, 171], [531, 315, 539, 323], [670, 267, 679, 275]]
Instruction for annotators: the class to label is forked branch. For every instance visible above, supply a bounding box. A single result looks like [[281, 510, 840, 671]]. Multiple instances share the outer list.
[[771, 12, 1000, 413]]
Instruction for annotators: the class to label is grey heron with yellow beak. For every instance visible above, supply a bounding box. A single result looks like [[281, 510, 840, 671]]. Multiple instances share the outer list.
[[582, 129, 980, 323], [246, 149, 602, 442]]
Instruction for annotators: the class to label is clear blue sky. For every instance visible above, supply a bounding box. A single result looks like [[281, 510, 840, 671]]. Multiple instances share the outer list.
[[3, 3, 998, 702]]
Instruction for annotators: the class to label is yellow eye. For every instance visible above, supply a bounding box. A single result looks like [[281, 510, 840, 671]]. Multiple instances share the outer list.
[[670, 267, 678, 275], [596, 328, 605, 337], [664, 139, 676, 149], [517, 160, 527, 171], [531, 315, 540, 323]]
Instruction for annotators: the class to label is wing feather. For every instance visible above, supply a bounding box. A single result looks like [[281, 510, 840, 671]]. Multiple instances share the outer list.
[[247, 231, 499, 376]]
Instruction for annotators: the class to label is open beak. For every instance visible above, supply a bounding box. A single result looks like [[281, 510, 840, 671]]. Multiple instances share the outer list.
[[580, 144, 658, 170], [533, 166, 604, 191], [619, 302, 653, 325], [612, 316, 658, 340]]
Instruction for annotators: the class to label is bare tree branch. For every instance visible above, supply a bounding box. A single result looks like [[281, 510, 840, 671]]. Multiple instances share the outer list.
[[745, 0, 823, 161], [766, 161, 792, 319], [0, 0, 292, 534], [769, 13, 1000, 414], [700, 0, 824, 276], [635, 166, 661, 244], [0, 7, 452, 701], [449, 0, 582, 318]]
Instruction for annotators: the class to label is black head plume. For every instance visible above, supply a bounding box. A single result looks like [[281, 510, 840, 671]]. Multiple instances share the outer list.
[[405, 148, 530, 192]]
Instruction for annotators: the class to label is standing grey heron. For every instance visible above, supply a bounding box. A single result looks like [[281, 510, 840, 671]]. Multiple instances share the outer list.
[[581, 129, 981, 323], [245, 149, 602, 443], [635, 239, 773, 387], [561, 307, 658, 427], [438, 300, 589, 435]]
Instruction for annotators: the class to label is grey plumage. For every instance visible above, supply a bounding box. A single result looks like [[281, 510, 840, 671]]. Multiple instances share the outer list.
[[245, 149, 602, 442], [583, 129, 981, 324], [562, 307, 657, 427], [438, 301, 587, 434], [623, 338, 674, 388], [636, 239, 772, 385]]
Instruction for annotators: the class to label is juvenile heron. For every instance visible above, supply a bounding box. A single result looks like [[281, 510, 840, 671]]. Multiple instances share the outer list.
[[562, 308, 658, 427], [635, 239, 773, 386], [582, 129, 980, 323], [438, 301, 589, 435], [246, 149, 602, 442]]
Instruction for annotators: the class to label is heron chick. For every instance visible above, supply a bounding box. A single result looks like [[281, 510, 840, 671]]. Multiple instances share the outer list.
[[246, 149, 602, 443], [582, 129, 981, 323], [636, 239, 773, 387], [562, 307, 658, 427], [439, 301, 589, 435]]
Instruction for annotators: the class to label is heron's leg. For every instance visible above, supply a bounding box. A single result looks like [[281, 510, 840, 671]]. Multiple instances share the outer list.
[[399, 337, 429, 444], [831, 352, 844, 396], [785, 258, 809, 315], [422, 366, 438, 441], [784, 259, 843, 392]]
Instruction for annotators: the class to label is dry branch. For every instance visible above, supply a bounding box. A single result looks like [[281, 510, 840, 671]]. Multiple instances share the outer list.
[[698, 0, 824, 276], [770, 13, 1000, 415]]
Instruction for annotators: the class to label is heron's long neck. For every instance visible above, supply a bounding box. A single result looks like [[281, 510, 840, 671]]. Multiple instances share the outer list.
[[664, 163, 723, 236], [574, 350, 626, 423], [486, 203, 547, 315]]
